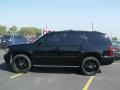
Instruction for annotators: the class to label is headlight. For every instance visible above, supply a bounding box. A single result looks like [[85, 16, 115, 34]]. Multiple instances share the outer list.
[[5, 48, 9, 53]]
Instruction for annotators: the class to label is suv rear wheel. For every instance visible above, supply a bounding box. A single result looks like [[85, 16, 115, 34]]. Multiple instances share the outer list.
[[81, 57, 100, 76], [10, 54, 31, 73]]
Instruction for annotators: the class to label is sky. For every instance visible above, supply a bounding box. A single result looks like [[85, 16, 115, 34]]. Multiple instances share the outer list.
[[0, 0, 120, 38]]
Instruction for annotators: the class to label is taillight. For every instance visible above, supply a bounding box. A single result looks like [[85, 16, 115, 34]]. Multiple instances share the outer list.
[[109, 45, 114, 56]]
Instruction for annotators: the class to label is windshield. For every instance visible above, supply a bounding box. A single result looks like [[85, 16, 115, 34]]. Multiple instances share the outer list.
[[3, 36, 11, 40]]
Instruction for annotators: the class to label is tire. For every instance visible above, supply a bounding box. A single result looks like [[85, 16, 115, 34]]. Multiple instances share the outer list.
[[80, 57, 100, 76], [4, 59, 10, 65], [10, 54, 31, 73]]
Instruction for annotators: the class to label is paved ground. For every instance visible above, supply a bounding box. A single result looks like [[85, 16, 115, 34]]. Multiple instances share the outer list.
[[0, 49, 120, 90]]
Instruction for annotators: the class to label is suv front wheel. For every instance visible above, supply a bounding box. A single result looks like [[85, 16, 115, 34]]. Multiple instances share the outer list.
[[10, 54, 31, 73], [81, 57, 100, 76]]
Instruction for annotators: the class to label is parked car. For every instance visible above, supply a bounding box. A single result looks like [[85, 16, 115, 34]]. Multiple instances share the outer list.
[[112, 40, 120, 60], [0, 36, 2, 43], [1, 35, 28, 48], [0, 36, 2, 47], [4, 30, 114, 76]]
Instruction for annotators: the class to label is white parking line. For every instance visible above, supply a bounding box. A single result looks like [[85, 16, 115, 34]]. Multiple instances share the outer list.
[[113, 62, 120, 64], [10, 73, 23, 79]]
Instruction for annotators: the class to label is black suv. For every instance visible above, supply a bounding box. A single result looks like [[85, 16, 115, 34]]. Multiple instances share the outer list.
[[4, 31, 114, 76]]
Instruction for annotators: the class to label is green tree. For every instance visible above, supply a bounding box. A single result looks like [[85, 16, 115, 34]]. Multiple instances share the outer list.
[[0, 25, 7, 35], [19, 27, 41, 36], [112, 37, 117, 41], [8, 25, 17, 34]]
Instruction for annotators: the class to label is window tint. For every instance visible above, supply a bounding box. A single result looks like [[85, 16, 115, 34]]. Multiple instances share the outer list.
[[47, 33, 60, 42], [44, 33, 61, 45], [61, 32, 85, 45], [86, 33, 111, 46]]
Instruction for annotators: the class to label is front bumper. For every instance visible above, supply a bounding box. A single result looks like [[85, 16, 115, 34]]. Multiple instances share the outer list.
[[100, 56, 114, 65]]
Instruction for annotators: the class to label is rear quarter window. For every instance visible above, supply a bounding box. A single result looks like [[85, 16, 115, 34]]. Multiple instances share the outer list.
[[86, 33, 111, 46]]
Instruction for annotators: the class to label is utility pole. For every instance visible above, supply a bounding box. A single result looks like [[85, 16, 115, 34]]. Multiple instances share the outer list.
[[91, 22, 94, 31], [45, 23, 48, 28]]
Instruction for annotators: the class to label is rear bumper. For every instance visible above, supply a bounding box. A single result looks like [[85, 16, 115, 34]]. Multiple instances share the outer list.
[[100, 56, 114, 65]]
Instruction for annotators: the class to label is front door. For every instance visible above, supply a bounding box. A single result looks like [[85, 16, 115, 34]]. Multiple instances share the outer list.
[[32, 32, 61, 65]]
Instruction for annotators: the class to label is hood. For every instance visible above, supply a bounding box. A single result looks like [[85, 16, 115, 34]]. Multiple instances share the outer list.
[[7, 43, 34, 51]]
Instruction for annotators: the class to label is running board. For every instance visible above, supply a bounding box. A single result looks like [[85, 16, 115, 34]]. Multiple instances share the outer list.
[[33, 65, 79, 68]]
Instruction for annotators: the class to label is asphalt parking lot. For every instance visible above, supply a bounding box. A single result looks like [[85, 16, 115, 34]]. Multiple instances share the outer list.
[[0, 49, 120, 90]]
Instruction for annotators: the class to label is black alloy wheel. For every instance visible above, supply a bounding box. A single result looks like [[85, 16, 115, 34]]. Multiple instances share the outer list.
[[81, 57, 100, 76], [11, 54, 31, 73]]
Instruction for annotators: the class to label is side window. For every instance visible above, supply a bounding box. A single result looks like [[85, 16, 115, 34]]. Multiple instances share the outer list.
[[61, 32, 85, 45], [44, 33, 61, 45], [86, 33, 111, 46]]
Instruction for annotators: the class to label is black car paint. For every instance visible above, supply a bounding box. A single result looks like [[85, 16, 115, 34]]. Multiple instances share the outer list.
[[4, 31, 114, 66]]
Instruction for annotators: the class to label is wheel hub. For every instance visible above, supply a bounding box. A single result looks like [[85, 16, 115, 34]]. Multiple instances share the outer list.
[[84, 60, 98, 73]]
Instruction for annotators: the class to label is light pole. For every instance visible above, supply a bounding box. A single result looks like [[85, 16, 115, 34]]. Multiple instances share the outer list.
[[91, 22, 94, 31]]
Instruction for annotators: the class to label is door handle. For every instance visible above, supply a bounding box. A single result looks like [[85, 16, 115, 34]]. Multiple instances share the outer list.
[[79, 47, 86, 50], [54, 47, 59, 51]]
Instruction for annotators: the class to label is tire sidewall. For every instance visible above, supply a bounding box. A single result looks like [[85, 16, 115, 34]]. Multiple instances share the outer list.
[[81, 57, 100, 76], [10, 54, 31, 73]]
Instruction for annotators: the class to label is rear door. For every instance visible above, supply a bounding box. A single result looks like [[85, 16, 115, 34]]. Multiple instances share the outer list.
[[59, 32, 86, 65]]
